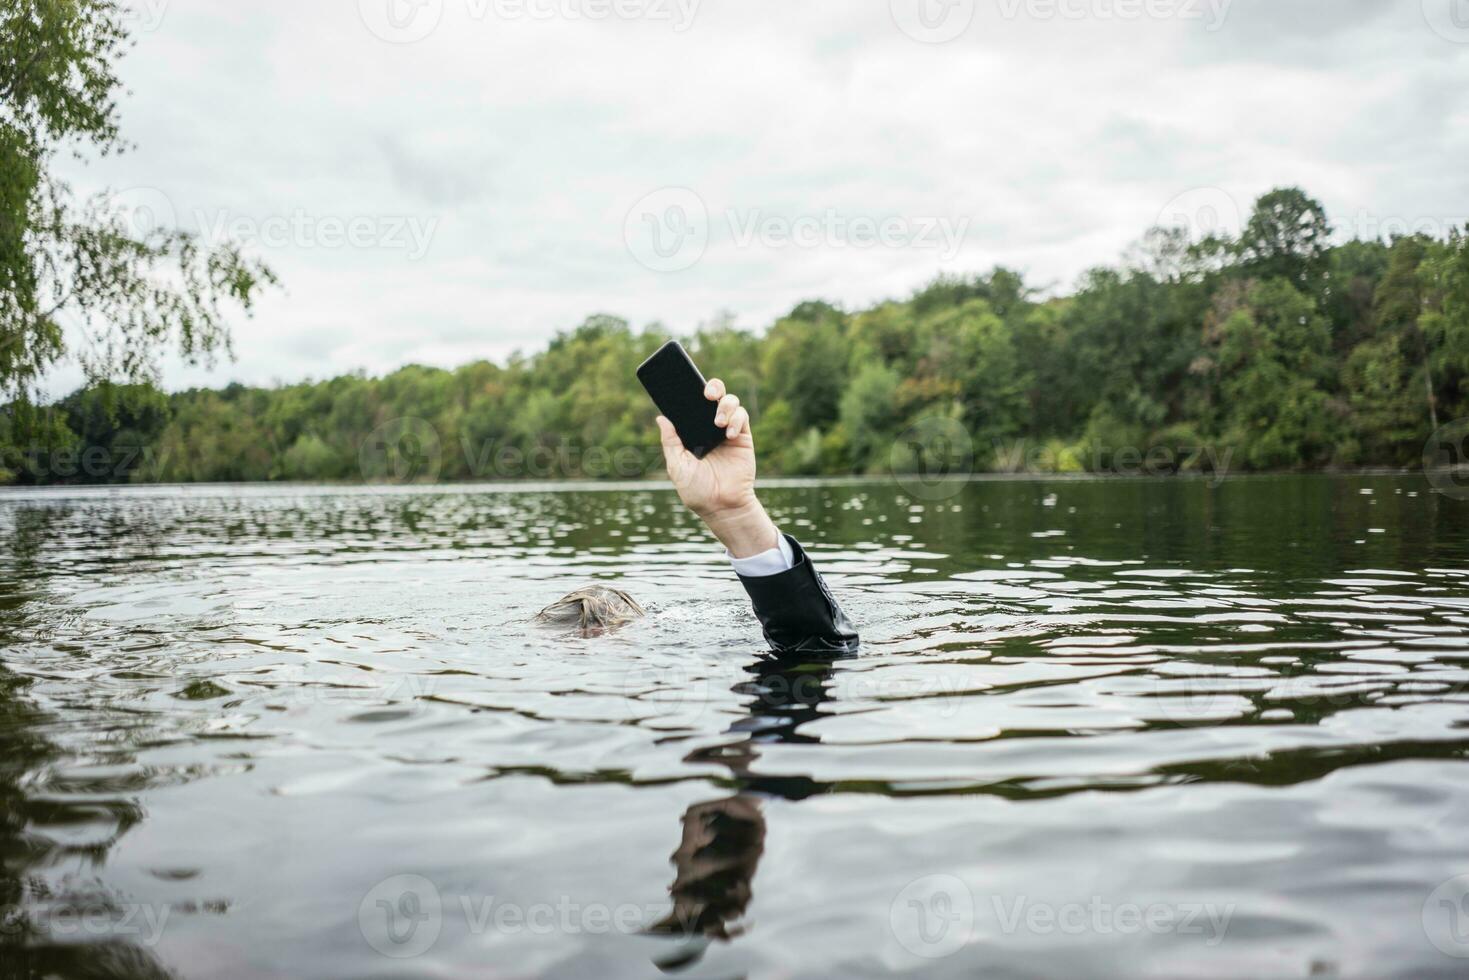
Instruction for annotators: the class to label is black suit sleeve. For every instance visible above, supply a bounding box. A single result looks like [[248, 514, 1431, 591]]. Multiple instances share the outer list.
[[734, 534, 859, 656]]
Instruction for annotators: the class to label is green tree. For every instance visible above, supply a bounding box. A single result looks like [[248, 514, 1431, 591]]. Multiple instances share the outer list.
[[1322, 238, 1391, 353], [1215, 280, 1340, 468], [1339, 236, 1436, 455], [1235, 187, 1332, 290], [839, 362, 900, 471], [913, 298, 1029, 462], [1419, 229, 1469, 423], [1342, 334, 1424, 463], [1061, 267, 1207, 437], [760, 304, 848, 431], [1, 0, 274, 400], [5, 185, 1461, 485]]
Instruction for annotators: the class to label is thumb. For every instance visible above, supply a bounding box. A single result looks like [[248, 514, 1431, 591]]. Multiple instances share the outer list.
[[655, 416, 688, 464]]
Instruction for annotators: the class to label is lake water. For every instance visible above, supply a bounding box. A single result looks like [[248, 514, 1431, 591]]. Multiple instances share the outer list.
[[2, 475, 1468, 978]]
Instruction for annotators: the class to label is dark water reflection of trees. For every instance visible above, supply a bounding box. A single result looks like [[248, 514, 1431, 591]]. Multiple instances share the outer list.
[[0, 506, 170, 977]]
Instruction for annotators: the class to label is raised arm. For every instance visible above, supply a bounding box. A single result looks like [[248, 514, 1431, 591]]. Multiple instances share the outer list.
[[655, 377, 859, 657]]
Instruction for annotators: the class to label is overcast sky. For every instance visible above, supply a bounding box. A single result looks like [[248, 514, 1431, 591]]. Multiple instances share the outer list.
[[50, 0, 1469, 395]]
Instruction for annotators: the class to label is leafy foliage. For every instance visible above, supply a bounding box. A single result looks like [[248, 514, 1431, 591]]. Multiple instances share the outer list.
[[4, 189, 1468, 485], [1, 0, 275, 401]]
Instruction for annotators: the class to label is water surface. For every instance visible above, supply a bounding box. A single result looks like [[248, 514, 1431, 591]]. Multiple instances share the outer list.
[[2, 475, 1468, 977]]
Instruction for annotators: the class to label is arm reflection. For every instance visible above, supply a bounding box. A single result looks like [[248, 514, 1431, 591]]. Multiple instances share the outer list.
[[649, 656, 837, 950]]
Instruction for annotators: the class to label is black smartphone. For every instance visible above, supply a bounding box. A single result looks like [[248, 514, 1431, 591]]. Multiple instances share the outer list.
[[636, 341, 726, 459]]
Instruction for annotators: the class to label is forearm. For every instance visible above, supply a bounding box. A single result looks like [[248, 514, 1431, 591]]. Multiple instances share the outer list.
[[695, 495, 780, 560]]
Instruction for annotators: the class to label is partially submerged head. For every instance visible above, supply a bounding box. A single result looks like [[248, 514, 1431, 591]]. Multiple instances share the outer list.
[[537, 585, 646, 633]]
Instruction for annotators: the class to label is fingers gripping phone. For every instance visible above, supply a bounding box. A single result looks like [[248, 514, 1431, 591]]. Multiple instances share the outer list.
[[637, 341, 727, 459]]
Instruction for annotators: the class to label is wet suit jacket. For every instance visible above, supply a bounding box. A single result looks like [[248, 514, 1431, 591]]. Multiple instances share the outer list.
[[733, 534, 859, 657]]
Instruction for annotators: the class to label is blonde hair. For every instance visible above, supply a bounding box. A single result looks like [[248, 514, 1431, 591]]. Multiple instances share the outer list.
[[536, 585, 645, 631]]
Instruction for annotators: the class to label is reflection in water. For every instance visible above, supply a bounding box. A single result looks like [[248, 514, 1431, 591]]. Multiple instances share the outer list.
[[0, 477, 1467, 977], [652, 658, 834, 959], [0, 507, 171, 977]]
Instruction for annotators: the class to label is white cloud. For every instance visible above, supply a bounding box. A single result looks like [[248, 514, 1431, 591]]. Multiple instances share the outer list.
[[47, 0, 1469, 396]]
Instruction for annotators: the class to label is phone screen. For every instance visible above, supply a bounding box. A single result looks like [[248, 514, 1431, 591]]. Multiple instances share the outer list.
[[636, 341, 726, 459]]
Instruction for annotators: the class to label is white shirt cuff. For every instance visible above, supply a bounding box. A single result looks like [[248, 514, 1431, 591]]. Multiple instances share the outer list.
[[727, 532, 795, 577]]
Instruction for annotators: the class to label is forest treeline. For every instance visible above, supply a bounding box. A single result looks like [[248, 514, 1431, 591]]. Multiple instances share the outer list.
[[3, 187, 1468, 486]]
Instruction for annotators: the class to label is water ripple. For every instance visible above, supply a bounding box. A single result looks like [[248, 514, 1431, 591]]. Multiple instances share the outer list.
[[1, 476, 1467, 976]]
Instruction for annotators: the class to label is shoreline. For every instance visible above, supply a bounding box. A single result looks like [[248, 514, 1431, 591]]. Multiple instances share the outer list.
[[0, 466, 1450, 497]]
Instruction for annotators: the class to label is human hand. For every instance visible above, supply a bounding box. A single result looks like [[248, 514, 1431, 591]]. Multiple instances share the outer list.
[[655, 378, 779, 559]]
